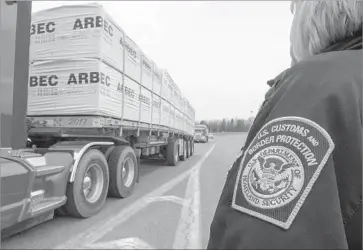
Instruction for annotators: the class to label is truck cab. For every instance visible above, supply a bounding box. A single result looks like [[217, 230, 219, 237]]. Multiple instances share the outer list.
[[194, 124, 209, 143]]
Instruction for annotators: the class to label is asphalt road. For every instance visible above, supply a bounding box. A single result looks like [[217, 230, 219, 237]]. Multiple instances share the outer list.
[[1, 132, 247, 249]]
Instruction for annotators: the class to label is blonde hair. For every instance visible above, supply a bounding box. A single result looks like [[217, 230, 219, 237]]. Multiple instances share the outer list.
[[290, 0, 363, 64]]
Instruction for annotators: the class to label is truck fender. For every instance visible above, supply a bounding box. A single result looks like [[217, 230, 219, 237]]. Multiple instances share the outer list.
[[58, 142, 114, 183]]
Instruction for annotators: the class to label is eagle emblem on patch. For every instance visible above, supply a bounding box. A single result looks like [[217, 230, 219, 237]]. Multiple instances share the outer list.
[[232, 116, 334, 230]]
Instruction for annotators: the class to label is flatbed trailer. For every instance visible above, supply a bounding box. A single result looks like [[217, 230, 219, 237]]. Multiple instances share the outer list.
[[24, 113, 195, 217], [1, 1, 195, 239], [27, 114, 195, 170]]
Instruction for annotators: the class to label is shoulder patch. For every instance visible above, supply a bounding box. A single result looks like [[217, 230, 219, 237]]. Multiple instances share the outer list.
[[231, 116, 334, 230]]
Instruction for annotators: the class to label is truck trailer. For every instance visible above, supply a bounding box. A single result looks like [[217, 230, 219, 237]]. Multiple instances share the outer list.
[[1, 1, 195, 238]]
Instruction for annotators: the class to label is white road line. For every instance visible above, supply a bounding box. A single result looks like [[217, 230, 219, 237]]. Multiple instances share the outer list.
[[189, 167, 202, 249], [55, 170, 192, 249], [173, 171, 195, 249], [80, 237, 155, 249], [173, 144, 215, 249], [146, 196, 186, 206], [55, 144, 216, 249]]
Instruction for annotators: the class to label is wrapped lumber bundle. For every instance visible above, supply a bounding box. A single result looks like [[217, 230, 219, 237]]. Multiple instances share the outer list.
[[28, 3, 196, 134]]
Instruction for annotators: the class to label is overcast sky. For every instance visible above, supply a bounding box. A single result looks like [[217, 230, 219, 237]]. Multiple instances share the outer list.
[[32, 1, 293, 121]]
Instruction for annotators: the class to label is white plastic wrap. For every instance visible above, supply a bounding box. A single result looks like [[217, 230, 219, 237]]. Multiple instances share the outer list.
[[29, 4, 196, 135], [140, 86, 152, 124], [180, 97, 186, 116], [180, 98, 186, 131], [189, 118, 193, 134], [184, 114, 188, 133], [182, 114, 187, 133], [183, 113, 187, 132], [170, 88, 176, 110], [152, 94, 161, 125], [180, 114, 184, 132], [30, 3, 124, 71], [161, 99, 170, 127], [141, 54, 153, 91], [28, 59, 123, 118], [121, 35, 141, 83], [178, 94, 183, 112], [170, 106, 175, 130], [171, 83, 181, 111], [174, 90, 182, 112], [189, 118, 194, 135], [152, 63, 162, 96], [161, 70, 171, 100], [175, 109, 182, 131], [28, 59, 195, 130], [186, 119, 190, 135], [122, 75, 140, 122], [186, 100, 194, 121]]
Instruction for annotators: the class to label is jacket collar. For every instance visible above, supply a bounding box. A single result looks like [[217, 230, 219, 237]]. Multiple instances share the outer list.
[[321, 28, 362, 53], [265, 69, 288, 99]]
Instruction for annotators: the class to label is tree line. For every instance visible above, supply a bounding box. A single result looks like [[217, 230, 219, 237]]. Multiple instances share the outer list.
[[197, 117, 255, 133]]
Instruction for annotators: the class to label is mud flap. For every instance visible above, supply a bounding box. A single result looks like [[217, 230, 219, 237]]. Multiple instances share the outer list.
[[134, 148, 141, 183]]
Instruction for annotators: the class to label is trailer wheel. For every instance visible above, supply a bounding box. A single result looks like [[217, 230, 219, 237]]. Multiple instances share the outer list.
[[101, 146, 115, 160], [180, 140, 187, 161], [186, 140, 190, 158], [107, 146, 138, 198], [64, 149, 109, 218], [167, 139, 179, 166]]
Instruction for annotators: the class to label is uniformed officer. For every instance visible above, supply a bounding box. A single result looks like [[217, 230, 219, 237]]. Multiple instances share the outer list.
[[208, 1, 362, 249]]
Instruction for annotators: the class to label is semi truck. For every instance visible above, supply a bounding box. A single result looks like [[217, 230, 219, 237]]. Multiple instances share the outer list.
[[1, 1, 195, 238], [194, 124, 209, 143]]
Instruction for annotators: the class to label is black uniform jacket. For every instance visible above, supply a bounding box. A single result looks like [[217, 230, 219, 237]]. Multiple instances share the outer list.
[[208, 32, 362, 249]]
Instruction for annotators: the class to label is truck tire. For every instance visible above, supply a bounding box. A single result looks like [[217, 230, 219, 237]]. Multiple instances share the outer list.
[[190, 141, 194, 156], [64, 149, 109, 218], [180, 140, 187, 161], [186, 140, 190, 158], [101, 145, 115, 160], [107, 146, 138, 198], [167, 138, 179, 166]]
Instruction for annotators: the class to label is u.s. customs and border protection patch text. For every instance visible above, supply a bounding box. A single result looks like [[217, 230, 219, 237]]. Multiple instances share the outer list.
[[231, 116, 334, 230]]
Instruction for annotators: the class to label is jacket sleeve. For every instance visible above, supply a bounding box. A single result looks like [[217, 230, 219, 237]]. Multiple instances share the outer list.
[[208, 66, 361, 249]]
